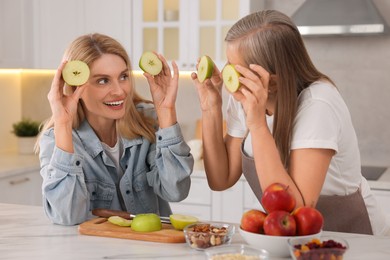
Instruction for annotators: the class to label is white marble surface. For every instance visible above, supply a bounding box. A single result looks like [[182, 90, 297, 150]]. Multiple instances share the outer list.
[[1, 203, 390, 259]]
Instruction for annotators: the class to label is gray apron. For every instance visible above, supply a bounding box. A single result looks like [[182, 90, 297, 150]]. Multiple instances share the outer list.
[[241, 140, 373, 235]]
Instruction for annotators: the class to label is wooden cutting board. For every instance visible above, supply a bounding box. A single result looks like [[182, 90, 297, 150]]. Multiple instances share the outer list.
[[78, 217, 186, 243]]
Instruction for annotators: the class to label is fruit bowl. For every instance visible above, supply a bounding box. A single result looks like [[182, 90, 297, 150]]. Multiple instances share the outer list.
[[239, 227, 322, 258], [288, 236, 349, 260], [183, 222, 235, 250], [204, 244, 269, 260]]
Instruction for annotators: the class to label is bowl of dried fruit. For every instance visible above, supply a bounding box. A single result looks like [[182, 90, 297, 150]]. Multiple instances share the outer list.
[[288, 236, 349, 260], [183, 222, 235, 250]]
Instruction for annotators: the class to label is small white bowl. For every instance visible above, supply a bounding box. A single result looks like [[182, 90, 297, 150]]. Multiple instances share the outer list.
[[239, 227, 322, 258]]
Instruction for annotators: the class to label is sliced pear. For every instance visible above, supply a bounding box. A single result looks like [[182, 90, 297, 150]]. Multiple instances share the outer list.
[[139, 51, 163, 76], [62, 60, 90, 86], [130, 213, 162, 232], [222, 64, 241, 93], [169, 214, 199, 230], [107, 216, 132, 227], [197, 55, 214, 83]]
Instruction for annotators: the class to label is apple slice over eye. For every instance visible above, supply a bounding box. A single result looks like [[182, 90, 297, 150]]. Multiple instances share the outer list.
[[62, 60, 90, 86], [197, 55, 214, 83], [222, 64, 241, 93], [139, 51, 163, 76]]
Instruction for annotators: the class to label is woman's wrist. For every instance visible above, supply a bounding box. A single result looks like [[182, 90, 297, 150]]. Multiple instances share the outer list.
[[156, 108, 177, 128]]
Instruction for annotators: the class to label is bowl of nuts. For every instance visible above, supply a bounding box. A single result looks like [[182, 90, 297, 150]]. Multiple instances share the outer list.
[[183, 222, 235, 250]]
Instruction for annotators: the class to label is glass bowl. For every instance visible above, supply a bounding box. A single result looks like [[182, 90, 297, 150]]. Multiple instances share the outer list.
[[204, 244, 270, 260], [183, 222, 235, 250], [288, 236, 349, 260]]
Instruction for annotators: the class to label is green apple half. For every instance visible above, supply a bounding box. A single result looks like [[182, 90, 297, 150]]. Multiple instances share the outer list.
[[62, 60, 90, 86], [107, 216, 132, 227], [169, 214, 199, 230], [197, 55, 214, 83], [130, 213, 162, 232], [139, 51, 163, 76], [222, 64, 241, 93]]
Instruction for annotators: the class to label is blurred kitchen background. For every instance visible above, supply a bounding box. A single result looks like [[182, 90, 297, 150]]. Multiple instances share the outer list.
[[1, 0, 390, 222]]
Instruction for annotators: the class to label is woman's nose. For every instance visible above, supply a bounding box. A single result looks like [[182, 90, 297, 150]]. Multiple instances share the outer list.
[[111, 81, 125, 95]]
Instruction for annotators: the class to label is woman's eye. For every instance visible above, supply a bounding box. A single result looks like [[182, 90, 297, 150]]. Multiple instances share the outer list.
[[97, 78, 109, 85], [120, 74, 129, 81]]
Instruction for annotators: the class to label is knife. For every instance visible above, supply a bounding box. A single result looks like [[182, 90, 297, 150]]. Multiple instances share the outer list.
[[92, 208, 171, 224]]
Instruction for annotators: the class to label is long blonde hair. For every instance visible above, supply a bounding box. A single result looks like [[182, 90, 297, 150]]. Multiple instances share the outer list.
[[36, 33, 156, 152], [225, 10, 333, 168]]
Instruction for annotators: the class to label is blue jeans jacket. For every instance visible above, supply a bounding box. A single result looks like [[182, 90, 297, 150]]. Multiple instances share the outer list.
[[39, 106, 193, 225]]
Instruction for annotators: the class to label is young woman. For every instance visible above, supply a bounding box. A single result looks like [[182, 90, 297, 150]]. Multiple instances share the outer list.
[[37, 33, 193, 225], [192, 10, 389, 235]]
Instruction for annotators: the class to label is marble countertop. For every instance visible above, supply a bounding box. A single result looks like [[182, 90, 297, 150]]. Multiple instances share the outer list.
[[1, 203, 390, 259]]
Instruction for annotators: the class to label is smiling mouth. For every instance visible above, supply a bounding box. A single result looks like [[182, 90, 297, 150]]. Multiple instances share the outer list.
[[104, 100, 124, 107]]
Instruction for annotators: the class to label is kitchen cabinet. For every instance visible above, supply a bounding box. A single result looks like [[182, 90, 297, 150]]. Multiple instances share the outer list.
[[132, 0, 257, 71], [0, 0, 34, 68], [170, 169, 263, 223], [0, 170, 42, 206], [33, 0, 132, 69]]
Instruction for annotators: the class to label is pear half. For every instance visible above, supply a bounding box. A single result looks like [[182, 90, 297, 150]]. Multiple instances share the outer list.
[[62, 60, 90, 86], [197, 55, 214, 83], [139, 51, 163, 76], [222, 64, 241, 93]]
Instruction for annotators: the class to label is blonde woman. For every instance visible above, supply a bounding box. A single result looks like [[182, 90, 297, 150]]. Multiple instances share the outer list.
[[192, 10, 389, 235], [38, 33, 193, 225]]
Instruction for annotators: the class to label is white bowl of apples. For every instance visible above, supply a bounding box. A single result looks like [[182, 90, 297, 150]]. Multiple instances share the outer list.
[[239, 183, 324, 258]]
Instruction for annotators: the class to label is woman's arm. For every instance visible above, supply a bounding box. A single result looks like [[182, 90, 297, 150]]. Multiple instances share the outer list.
[[192, 62, 243, 190], [39, 130, 90, 225], [142, 53, 178, 128]]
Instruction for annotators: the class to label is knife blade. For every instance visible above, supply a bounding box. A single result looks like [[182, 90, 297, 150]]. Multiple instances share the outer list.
[[92, 208, 171, 224]]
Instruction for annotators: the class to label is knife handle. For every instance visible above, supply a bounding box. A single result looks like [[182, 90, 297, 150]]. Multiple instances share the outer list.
[[92, 208, 131, 220]]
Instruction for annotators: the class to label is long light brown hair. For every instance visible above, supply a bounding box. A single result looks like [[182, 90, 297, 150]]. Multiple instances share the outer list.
[[225, 10, 333, 168], [36, 33, 156, 152]]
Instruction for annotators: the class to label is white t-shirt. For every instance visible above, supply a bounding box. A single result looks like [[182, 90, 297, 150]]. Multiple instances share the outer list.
[[226, 81, 389, 235]]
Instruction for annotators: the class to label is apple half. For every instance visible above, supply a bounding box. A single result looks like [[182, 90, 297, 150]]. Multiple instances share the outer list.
[[139, 51, 163, 76], [222, 64, 241, 93], [197, 55, 214, 83], [130, 213, 162, 232], [62, 60, 90, 86], [169, 214, 199, 230]]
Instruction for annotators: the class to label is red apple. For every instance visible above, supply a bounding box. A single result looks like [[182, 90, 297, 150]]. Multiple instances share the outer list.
[[240, 209, 267, 234], [263, 210, 296, 236], [292, 206, 323, 236], [261, 183, 296, 213]]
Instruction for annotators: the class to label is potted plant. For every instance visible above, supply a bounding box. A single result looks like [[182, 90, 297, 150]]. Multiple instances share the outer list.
[[12, 118, 40, 154]]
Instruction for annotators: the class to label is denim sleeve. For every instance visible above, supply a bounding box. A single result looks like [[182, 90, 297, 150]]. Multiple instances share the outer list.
[[39, 129, 90, 225], [146, 123, 194, 202]]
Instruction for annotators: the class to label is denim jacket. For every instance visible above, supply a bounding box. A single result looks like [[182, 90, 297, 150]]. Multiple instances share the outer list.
[[39, 104, 193, 225]]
